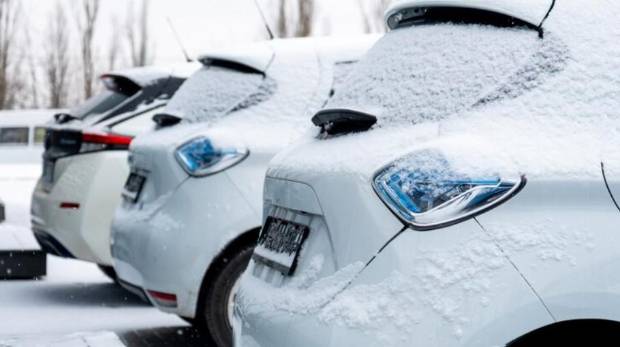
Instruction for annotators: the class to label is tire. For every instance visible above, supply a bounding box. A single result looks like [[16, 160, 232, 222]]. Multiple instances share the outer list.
[[98, 265, 119, 283], [197, 245, 254, 347]]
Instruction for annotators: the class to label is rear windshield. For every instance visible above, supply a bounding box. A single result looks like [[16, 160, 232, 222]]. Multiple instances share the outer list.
[[71, 90, 131, 121], [0, 127, 29, 145], [325, 22, 552, 125], [164, 64, 273, 124]]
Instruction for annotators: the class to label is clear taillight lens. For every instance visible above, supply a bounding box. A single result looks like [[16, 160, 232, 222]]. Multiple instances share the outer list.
[[175, 137, 248, 177], [373, 150, 524, 230]]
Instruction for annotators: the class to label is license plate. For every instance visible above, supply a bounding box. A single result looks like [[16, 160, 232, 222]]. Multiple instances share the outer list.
[[42, 159, 55, 184], [122, 173, 146, 203], [252, 217, 310, 276]]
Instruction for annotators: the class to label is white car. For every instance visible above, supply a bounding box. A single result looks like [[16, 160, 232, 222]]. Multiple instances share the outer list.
[[235, 1, 620, 346], [31, 64, 197, 279], [0, 109, 61, 166], [110, 36, 377, 346]]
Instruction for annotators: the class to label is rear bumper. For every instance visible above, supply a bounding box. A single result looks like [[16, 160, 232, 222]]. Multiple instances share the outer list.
[[236, 220, 554, 347], [30, 151, 129, 265], [111, 171, 260, 318], [118, 277, 150, 303], [32, 228, 75, 258]]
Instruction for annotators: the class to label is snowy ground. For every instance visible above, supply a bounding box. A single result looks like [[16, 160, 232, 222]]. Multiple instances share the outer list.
[[0, 165, 207, 346]]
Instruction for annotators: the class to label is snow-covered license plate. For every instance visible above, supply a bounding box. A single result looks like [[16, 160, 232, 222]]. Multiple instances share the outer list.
[[252, 217, 310, 276], [42, 159, 55, 185], [122, 173, 146, 203]]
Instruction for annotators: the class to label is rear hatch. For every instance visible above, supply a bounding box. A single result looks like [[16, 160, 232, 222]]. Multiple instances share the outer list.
[[41, 66, 191, 191], [122, 58, 276, 206], [242, 3, 560, 313]]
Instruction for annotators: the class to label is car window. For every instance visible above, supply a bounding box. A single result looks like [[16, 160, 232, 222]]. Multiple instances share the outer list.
[[71, 90, 131, 121], [325, 22, 562, 125], [33, 127, 47, 144], [164, 64, 274, 124], [0, 127, 29, 145]]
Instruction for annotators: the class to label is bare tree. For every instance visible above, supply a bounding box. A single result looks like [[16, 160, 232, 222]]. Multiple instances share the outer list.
[[107, 14, 123, 71], [295, 0, 314, 37], [45, 1, 71, 108], [125, 0, 154, 67], [359, 0, 390, 33], [274, 0, 315, 38], [24, 27, 40, 108], [276, 0, 287, 38], [0, 0, 20, 109], [75, 0, 100, 99]]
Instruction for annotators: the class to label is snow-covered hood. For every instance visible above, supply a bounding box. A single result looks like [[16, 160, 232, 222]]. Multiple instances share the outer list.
[[386, 0, 553, 29]]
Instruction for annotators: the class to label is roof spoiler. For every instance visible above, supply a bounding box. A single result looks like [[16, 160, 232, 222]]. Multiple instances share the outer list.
[[385, 0, 554, 31]]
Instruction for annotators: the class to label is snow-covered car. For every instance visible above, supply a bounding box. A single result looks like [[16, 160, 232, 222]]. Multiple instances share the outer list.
[[234, 1, 620, 346], [31, 64, 197, 279], [110, 36, 377, 346]]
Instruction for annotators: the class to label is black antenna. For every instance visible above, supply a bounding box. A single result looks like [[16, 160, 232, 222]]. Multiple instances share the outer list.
[[166, 17, 193, 62], [537, 0, 556, 38], [253, 0, 275, 40]]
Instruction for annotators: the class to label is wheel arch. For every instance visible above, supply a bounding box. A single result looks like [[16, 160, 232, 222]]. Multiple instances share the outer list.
[[195, 227, 261, 314], [508, 319, 620, 346]]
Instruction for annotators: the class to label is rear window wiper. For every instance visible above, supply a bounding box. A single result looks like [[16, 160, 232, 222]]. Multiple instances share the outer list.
[[153, 112, 182, 128], [312, 109, 377, 136]]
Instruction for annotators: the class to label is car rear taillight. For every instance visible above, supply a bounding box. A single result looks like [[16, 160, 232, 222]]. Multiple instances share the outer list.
[[147, 290, 178, 308], [80, 132, 133, 153]]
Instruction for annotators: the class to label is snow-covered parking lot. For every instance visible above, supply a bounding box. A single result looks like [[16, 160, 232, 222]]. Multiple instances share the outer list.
[[0, 165, 208, 346]]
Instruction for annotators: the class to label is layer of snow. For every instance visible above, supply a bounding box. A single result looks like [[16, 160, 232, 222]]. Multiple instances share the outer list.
[[317, 221, 593, 339], [0, 109, 57, 127], [0, 165, 41, 249], [237, 258, 364, 316], [165, 66, 270, 124], [0, 166, 185, 344], [0, 332, 123, 347], [131, 35, 367, 156], [270, 1, 620, 182]]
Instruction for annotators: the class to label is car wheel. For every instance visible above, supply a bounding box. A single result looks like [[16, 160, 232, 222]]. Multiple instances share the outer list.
[[97, 265, 119, 283], [198, 245, 253, 347]]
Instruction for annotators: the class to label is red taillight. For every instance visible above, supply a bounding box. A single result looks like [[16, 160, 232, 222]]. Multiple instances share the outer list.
[[59, 202, 80, 209], [82, 132, 133, 147], [147, 290, 178, 308]]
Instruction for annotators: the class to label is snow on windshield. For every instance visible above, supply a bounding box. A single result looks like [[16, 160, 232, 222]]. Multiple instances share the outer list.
[[164, 65, 272, 124], [325, 23, 543, 124]]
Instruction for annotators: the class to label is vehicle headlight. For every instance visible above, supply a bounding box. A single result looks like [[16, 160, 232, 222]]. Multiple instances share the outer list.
[[373, 150, 524, 230], [175, 137, 248, 177]]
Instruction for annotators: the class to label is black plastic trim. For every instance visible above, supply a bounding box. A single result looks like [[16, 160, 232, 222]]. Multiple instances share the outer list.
[[32, 229, 76, 259]]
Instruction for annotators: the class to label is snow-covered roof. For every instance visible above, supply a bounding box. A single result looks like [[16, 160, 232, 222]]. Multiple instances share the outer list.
[[198, 41, 275, 73], [103, 62, 199, 88], [197, 35, 380, 74], [0, 109, 60, 127], [385, 0, 553, 29]]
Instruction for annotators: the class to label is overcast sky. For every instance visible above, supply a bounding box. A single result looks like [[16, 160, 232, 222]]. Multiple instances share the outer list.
[[20, 0, 372, 66]]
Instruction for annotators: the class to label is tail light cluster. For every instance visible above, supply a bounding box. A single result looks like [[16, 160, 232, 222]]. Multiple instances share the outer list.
[[44, 129, 133, 159], [80, 132, 133, 153]]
